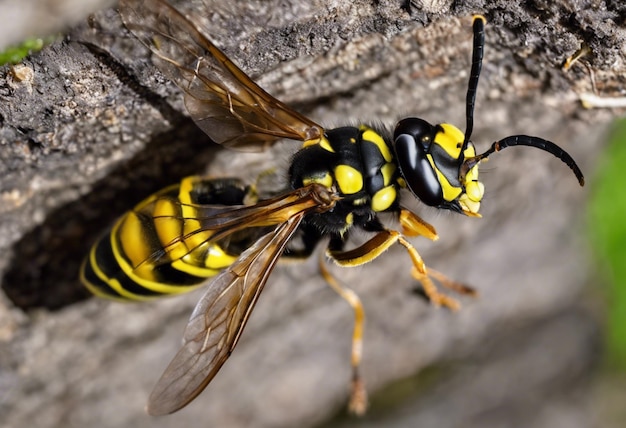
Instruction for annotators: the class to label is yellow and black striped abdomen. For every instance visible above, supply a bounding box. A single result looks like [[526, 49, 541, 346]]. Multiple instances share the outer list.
[[81, 177, 256, 301]]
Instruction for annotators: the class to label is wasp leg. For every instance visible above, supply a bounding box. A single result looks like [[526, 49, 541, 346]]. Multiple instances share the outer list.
[[399, 209, 477, 297], [282, 223, 324, 259], [427, 268, 477, 296], [328, 228, 463, 311], [399, 208, 438, 239], [318, 255, 367, 416]]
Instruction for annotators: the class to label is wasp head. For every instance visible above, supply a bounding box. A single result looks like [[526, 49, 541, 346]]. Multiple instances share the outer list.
[[392, 117, 485, 217]]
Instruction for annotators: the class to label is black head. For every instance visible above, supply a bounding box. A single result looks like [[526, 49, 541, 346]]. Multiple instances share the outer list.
[[391, 16, 583, 217]]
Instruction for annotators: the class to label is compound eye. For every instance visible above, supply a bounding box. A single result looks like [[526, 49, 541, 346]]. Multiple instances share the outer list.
[[394, 133, 443, 207], [393, 118, 432, 145]]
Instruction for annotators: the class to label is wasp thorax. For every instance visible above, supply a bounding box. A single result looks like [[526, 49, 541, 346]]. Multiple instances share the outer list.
[[393, 118, 484, 216]]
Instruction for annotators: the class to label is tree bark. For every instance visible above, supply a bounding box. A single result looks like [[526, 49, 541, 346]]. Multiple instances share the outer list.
[[1, 0, 624, 427]]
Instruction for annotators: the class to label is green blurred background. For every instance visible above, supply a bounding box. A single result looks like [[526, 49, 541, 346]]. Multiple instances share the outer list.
[[587, 117, 626, 427]]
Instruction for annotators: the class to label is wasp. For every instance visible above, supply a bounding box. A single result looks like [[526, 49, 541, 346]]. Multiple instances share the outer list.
[[80, 0, 585, 416]]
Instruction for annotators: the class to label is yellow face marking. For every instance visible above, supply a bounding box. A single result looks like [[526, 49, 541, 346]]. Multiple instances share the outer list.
[[371, 186, 396, 212], [434, 167, 462, 202], [334, 164, 363, 194], [465, 180, 485, 202], [360, 125, 393, 162], [458, 142, 483, 215], [459, 194, 482, 217], [434, 123, 465, 158]]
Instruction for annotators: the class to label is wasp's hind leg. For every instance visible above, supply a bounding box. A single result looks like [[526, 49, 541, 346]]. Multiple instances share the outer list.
[[318, 254, 368, 416]]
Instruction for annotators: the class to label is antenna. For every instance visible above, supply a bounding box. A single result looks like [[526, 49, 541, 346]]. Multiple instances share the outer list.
[[461, 15, 486, 156]]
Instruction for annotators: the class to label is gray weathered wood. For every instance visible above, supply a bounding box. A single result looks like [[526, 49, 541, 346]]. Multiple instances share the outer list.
[[1, 0, 624, 427]]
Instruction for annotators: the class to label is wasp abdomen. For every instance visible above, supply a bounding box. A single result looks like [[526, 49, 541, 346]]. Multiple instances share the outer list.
[[81, 177, 257, 301]]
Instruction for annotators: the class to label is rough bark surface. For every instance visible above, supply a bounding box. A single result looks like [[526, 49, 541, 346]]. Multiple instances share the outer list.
[[1, 0, 624, 427]]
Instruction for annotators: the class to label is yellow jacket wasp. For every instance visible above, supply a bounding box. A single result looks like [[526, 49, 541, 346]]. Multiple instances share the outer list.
[[80, 0, 585, 416]]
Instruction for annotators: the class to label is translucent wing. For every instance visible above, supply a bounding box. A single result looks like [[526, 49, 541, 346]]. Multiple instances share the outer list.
[[141, 183, 337, 414], [119, 0, 324, 149], [147, 183, 337, 266], [147, 212, 305, 415]]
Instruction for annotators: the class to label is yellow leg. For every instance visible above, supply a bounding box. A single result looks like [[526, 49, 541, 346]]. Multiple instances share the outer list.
[[399, 208, 438, 240], [319, 257, 368, 416], [427, 268, 477, 297], [323, 223, 477, 412], [329, 228, 472, 311], [396, 235, 463, 311]]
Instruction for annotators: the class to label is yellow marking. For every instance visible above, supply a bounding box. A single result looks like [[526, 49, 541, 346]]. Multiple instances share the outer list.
[[80, 258, 121, 301], [302, 171, 333, 189], [178, 176, 196, 205], [163, 241, 231, 277], [117, 246, 208, 294], [303, 135, 335, 153], [360, 126, 393, 162], [302, 136, 322, 148], [434, 123, 465, 158], [371, 186, 396, 212], [399, 209, 439, 240], [178, 177, 216, 251], [334, 165, 363, 194], [320, 137, 335, 153], [110, 209, 210, 295], [434, 165, 462, 202], [380, 162, 396, 186], [397, 177, 407, 188], [205, 244, 238, 269], [152, 198, 187, 260], [86, 242, 155, 301], [463, 143, 477, 160], [183, 226, 215, 258], [473, 14, 487, 25], [465, 180, 485, 202], [464, 165, 479, 184], [345, 212, 354, 226], [117, 213, 153, 271], [459, 194, 482, 217], [458, 141, 483, 216], [171, 258, 219, 277], [352, 197, 368, 206]]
